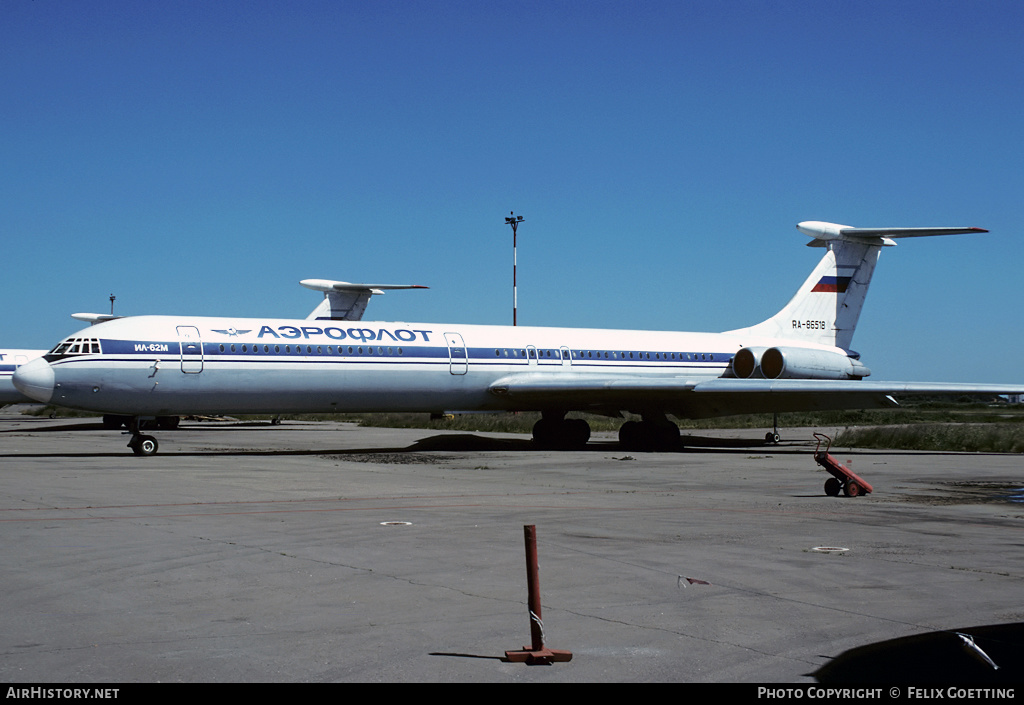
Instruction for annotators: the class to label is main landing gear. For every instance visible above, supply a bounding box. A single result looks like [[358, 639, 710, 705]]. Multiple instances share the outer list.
[[618, 415, 681, 451], [531, 412, 684, 452], [532, 414, 591, 450]]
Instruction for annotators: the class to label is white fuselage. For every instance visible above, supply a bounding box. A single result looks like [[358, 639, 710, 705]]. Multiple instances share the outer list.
[[16, 314, 834, 417]]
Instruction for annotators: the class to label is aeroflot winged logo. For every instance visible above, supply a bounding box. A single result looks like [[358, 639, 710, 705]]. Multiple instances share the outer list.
[[212, 328, 252, 337]]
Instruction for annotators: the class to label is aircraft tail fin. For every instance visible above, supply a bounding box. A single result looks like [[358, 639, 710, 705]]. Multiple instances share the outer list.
[[301, 279, 428, 321], [725, 221, 987, 351]]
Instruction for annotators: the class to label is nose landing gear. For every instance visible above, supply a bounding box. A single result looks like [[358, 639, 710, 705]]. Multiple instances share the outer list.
[[128, 433, 159, 456], [125, 417, 160, 456]]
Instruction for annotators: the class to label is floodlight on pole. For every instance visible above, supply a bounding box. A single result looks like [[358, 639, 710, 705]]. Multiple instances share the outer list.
[[505, 212, 524, 325]]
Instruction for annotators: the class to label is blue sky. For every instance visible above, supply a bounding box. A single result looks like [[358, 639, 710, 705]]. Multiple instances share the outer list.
[[3, 0, 1022, 382]]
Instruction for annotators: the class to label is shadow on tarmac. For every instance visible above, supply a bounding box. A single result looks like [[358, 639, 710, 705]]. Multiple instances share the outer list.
[[813, 623, 1024, 683], [3, 419, 1005, 460]]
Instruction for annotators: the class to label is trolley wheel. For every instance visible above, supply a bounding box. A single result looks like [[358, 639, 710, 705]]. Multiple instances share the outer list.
[[843, 481, 861, 498], [824, 477, 842, 496]]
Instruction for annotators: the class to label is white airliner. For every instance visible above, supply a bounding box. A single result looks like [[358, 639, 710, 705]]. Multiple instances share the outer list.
[[14, 220, 1024, 456], [1, 349, 48, 405]]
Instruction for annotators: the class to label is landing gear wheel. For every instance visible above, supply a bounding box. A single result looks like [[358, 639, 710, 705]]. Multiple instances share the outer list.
[[824, 477, 842, 496], [129, 435, 159, 456], [843, 481, 861, 498], [532, 418, 560, 449], [618, 420, 643, 450], [766, 431, 781, 444], [565, 418, 591, 448], [532, 417, 591, 450], [619, 419, 680, 451]]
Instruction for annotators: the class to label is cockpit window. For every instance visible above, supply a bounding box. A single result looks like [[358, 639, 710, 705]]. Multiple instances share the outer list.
[[47, 337, 102, 359]]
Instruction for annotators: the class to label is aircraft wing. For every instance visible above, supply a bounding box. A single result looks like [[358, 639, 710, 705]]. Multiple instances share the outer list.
[[488, 374, 1024, 418]]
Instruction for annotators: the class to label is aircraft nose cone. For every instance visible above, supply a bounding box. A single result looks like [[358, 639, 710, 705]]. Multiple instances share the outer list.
[[13, 357, 55, 403]]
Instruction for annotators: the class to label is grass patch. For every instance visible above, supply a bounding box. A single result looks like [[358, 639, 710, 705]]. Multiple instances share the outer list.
[[834, 423, 1024, 454]]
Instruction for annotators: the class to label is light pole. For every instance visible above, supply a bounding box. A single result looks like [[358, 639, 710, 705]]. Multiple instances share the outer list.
[[505, 211, 523, 325]]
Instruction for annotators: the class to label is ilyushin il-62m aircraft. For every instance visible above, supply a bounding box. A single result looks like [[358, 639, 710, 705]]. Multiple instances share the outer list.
[[14, 220, 1024, 456]]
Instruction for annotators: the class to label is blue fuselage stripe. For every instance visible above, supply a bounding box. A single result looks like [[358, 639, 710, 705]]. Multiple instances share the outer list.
[[61, 339, 734, 368]]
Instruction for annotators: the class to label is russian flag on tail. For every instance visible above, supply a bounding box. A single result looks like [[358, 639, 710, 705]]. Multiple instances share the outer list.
[[812, 275, 852, 293]]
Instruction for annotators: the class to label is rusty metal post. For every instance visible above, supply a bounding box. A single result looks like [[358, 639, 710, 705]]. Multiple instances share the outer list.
[[504, 524, 572, 664]]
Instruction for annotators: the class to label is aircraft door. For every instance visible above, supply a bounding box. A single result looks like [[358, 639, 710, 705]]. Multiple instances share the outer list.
[[177, 326, 204, 373], [444, 332, 468, 375], [560, 346, 572, 367]]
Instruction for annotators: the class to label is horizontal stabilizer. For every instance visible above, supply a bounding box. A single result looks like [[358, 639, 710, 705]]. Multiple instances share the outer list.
[[798, 221, 987, 247], [300, 279, 429, 294], [71, 313, 122, 325], [300, 279, 428, 321]]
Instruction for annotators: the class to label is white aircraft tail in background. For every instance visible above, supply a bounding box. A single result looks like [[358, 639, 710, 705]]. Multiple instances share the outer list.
[[1, 349, 48, 405], [301, 280, 428, 321]]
